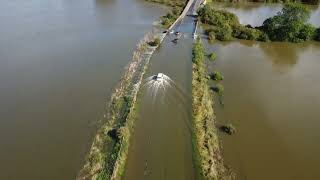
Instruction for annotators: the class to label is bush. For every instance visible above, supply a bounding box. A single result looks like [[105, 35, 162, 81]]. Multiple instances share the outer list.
[[198, 5, 239, 27], [261, 3, 313, 42], [210, 71, 224, 81], [257, 32, 270, 42], [215, 23, 232, 41], [211, 84, 224, 96], [160, 13, 177, 28], [192, 38, 205, 64], [298, 24, 316, 41], [198, 5, 238, 41], [209, 52, 217, 61], [148, 38, 161, 46], [233, 26, 261, 40]]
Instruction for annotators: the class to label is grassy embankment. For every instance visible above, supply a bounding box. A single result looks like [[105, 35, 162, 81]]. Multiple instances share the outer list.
[[78, 33, 161, 180], [198, 3, 320, 43], [145, 0, 187, 28], [192, 38, 234, 179]]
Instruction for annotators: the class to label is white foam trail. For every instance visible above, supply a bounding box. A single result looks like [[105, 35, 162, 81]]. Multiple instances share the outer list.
[[143, 74, 175, 105], [142, 73, 194, 136]]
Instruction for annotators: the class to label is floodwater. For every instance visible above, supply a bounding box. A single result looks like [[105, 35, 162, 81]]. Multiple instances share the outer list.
[[124, 11, 197, 180], [215, 2, 320, 27], [205, 3, 320, 180], [0, 0, 166, 179]]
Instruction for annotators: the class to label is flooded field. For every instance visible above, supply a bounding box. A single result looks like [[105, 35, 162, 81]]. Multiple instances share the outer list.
[[2, 0, 320, 179], [0, 0, 166, 179], [205, 3, 320, 179]]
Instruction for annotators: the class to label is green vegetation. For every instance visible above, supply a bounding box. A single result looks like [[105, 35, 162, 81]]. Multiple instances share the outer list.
[[192, 38, 234, 179], [161, 12, 179, 28], [261, 3, 316, 42], [192, 38, 206, 64], [210, 71, 224, 81], [198, 4, 268, 41], [212, 83, 224, 96], [148, 37, 161, 46], [209, 52, 217, 61], [198, 3, 320, 43], [148, 0, 187, 28]]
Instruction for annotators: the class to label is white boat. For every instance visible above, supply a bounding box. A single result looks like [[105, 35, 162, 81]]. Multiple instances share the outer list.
[[153, 73, 164, 81], [156, 73, 164, 80]]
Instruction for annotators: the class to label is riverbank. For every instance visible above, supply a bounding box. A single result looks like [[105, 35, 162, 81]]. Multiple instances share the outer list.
[[191, 38, 234, 179], [78, 32, 165, 180]]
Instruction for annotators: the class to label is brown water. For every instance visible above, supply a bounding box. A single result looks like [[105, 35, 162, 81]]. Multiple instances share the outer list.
[[0, 0, 166, 179], [124, 13, 197, 179], [203, 3, 320, 179]]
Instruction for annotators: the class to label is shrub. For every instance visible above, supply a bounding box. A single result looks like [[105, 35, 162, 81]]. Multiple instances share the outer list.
[[300, 24, 317, 40], [257, 32, 270, 42], [211, 84, 224, 96], [148, 38, 161, 47], [215, 23, 232, 41], [210, 71, 224, 81], [209, 52, 217, 61], [160, 13, 177, 28], [298, 24, 316, 41], [261, 3, 313, 42], [192, 38, 205, 64]]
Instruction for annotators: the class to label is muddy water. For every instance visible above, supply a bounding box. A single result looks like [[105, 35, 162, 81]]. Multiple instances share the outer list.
[[209, 41, 320, 180], [124, 14, 197, 179], [215, 2, 320, 27], [0, 0, 166, 179], [203, 4, 320, 179]]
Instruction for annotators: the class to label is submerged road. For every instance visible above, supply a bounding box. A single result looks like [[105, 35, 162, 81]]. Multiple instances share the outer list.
[[123, 0, 204, 180]]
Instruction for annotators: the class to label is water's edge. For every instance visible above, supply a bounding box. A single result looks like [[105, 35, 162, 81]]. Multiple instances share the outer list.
[[191, 38, 234, 179]]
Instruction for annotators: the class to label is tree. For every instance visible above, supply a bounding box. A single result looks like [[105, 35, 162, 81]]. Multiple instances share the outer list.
[[261, 3, 313, 42]]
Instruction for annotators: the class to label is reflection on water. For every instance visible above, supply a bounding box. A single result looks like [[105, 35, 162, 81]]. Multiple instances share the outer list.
[[215, 2, 320, 27], [204, 38, 320, 179]]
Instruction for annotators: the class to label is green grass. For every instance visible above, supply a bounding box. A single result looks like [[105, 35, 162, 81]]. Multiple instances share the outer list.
[[147, 0, 187, 28], [209, 52, 217, 61], [191, 38, 234, 179]]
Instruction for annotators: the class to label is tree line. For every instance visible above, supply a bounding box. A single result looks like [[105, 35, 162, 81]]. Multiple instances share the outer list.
[[198, 3, 320, 43]]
